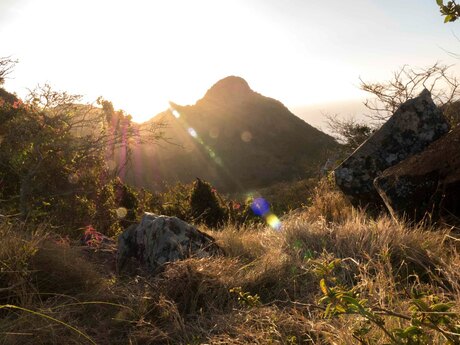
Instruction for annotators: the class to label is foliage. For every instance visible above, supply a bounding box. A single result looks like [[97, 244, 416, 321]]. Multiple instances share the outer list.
[[111, 178, 139, 227], [190, 178, 227, 227], [229, 286, 261, 308], [437, 0, 460, 22], [0, 57, 16, 85], [92, 181, 121, 236], [0, 69, 162, 232], [150, 179, 260, 227], [325, 113, 375, 154], [317, 258, 460, 344], [156, 181, 194, 220]]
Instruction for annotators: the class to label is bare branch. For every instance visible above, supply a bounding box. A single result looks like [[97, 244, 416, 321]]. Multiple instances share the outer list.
[[360, 63, 460, 125], [324, 112, 375, 153], [0, 57, 17, 85]]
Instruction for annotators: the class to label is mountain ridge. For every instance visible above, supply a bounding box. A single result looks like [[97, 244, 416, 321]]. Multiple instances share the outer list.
[[126, 76, 339, 192]]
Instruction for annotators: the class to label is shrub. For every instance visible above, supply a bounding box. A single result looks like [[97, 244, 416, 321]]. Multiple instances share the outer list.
[[190, 178, 227, 228], [157, 181, 193, 221]]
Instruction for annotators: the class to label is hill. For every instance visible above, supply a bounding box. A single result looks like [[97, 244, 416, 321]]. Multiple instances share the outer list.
[[126, 76, 338, 193]]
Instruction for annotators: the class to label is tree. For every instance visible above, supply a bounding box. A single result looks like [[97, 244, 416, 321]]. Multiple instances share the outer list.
[[325, 114, 374, 153], [360, 63, 460, 125], [437, 0, 460, 22], [326, 63, 459, 152], [0, 77, 163, 228], [0, 56, 16, 85]]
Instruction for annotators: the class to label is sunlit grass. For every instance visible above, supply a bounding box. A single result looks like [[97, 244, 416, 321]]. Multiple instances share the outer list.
[[1, 183, 459, 343]]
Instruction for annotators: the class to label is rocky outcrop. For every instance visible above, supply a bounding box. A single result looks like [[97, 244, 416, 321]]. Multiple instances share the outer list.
[[374, 126, 460, 222], [334, 89, 450, 208], [117, 213, 222, 272]]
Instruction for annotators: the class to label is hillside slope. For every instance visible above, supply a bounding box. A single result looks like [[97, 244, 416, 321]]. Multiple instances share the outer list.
[[127, 76, 338, 192]]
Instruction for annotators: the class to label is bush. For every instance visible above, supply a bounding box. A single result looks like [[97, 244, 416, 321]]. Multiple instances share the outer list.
[[190, 178, 227, 228], [156, 181, 194, 221]]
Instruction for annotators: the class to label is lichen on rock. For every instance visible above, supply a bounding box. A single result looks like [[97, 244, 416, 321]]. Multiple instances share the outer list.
[[117, 213, 223, 273], [334, 89, 450, 209]]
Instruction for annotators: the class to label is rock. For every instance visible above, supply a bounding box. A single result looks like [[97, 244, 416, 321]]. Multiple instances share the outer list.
[[334, 89, 450, 208], [374, 126, 460, 222], [117, 213, 222, 272]]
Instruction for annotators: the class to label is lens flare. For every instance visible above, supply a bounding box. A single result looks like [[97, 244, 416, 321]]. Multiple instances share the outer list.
[[215, 157, 223, 166], [266, 214, 282, 230], [250, 197, 270, 217], [172, 109, 181, 118], [208, 149, 216, 158], [188, 128, 198, 138], [169, 106, 244, 191], [116, 207, 128, 219], [249, 197, 282, 230], [241, 131, 252, 142]]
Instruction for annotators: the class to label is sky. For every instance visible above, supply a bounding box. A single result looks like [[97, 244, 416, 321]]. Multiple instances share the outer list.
[[1, 0, 460, 124]]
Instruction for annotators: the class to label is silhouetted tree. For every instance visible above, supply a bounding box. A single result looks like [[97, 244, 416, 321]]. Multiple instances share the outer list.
[[360, 63, 460, 126], [0, 56, 16, 85], [325, 114, 374, 153]]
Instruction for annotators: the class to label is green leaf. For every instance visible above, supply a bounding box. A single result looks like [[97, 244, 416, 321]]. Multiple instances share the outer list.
[[430, 302, 454, 312], [403, 326, 422, 336], [335, 305, 346, 313], [437, 0, 443, 6], [411, 299, 430, 312], [327, 258, 341, 270], [318, 296, 330, 304], [445, 14, 453, 22], [324, 303, 332, 318], [341, 295, 361, 307]]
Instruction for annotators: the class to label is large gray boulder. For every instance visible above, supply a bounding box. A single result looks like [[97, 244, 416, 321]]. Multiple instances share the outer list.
[[374, 126, 460, 222], [334, 89, 450, 208], [117, 213, 222, 272]]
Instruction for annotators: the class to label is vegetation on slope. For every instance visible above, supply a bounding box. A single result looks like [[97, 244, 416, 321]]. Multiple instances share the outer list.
[[1, 56, 459, 344], [1, 181, 459, 344], [126, 76, 338, 193]]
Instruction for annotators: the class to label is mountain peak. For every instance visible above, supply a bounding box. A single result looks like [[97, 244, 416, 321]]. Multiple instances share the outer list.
[[202, 76, 253, 102]]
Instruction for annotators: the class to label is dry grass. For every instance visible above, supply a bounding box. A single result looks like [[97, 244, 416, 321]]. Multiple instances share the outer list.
[[303, 177, 354, 223], [1, 184, 460, 344]]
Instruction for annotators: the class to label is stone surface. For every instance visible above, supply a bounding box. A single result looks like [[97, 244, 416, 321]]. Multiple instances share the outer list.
[[117, 213, 222, 272], [374, 126, 460, 222], [334, 89, 450, 208]]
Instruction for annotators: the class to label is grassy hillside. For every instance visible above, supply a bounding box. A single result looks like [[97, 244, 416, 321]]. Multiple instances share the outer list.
[[1, 181, 459, 344]]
